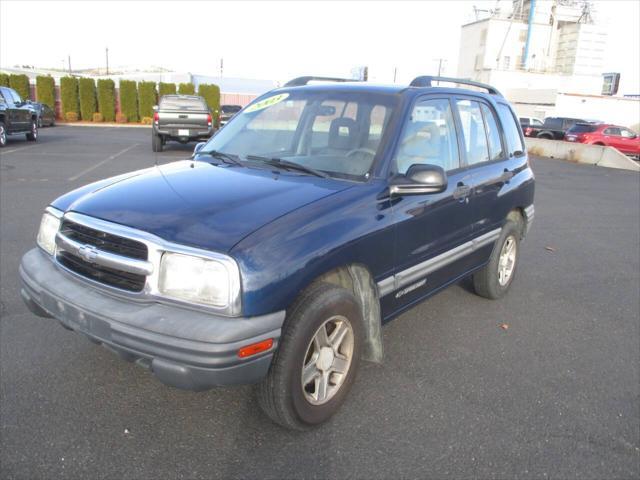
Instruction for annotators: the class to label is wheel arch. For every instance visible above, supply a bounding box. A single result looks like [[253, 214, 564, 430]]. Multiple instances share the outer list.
[[303, 263, 383, 364], [507, 207, 526, 239]]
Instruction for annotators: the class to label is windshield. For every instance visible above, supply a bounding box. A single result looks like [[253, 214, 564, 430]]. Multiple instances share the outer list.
[[201, 90, 398, 180], [160, 97, 206, 110]]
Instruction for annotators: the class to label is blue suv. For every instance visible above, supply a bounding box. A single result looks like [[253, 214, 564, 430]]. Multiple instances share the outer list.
[[20, 76, 534, 430]]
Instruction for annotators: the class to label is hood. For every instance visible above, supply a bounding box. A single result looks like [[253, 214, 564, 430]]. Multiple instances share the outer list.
[[55, 160, 351, 252]]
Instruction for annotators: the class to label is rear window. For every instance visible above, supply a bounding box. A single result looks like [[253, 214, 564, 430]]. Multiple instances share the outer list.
[[497, 103, 525, 156], [221, 105, 242, 114], [160, 97, 206, 110], [567, 123, 598, 133]]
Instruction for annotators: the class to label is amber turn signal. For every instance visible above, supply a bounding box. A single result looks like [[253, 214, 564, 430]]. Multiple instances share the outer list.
[[238, 338, 274, 358]]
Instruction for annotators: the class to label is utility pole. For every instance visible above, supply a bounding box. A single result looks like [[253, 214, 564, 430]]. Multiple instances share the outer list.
[[68, 55, 71, 74], [220, 58, 223, 78], [106, 47, 109, 75], [393, 67, 397, 83], [434, 58, 447, 84]]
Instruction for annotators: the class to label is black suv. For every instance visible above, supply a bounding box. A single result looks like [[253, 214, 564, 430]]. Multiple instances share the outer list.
[[535, 116, 589, 140], [21, 76, 534, 429], [0, 86, 38, 147]]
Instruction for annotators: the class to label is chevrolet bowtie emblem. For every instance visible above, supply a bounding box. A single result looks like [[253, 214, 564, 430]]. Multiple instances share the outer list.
[[77, 244, 99, 262]]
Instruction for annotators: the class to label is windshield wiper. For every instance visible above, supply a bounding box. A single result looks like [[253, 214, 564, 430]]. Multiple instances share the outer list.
[[197, 150, 243, 166], [245, 155, 330, 178]]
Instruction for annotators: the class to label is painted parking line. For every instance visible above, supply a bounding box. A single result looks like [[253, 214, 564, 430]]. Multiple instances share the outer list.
[[68, 143, 139, 181], [0, 144, 40, 155]]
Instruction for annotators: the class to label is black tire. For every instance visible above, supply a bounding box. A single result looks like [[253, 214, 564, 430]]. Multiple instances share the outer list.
[[37, 117, 42, 128], [26, 120, 37, 141], [0, 121, 6, 148], [152, 133, 163, 152], [257, 282, 364, 430], [473, 219, 522, 300]]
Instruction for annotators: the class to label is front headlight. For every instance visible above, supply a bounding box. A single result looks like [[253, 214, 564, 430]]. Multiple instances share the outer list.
[[37, 210, 62, 255], [158, 252, 238, 310]]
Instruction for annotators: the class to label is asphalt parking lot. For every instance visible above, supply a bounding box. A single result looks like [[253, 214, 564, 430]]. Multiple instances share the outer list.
[[1, 126, 639, 479]]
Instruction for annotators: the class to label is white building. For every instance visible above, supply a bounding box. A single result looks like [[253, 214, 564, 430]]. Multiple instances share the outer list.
[[457, 0, 639, 127]]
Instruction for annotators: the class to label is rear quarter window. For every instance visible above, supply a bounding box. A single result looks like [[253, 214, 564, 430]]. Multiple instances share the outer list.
[[497, 103, 525, 156]]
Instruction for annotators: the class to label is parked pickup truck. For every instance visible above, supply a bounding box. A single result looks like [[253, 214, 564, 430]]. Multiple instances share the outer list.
[[21, 75, 534, 430], [152, 94, 213, 152], [0, 86, 38, 147]]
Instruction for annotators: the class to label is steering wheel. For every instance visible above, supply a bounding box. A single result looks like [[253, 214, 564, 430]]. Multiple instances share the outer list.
[[346, 148, 376, 158]]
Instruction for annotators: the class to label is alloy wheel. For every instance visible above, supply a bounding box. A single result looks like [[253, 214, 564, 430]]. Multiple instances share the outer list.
[[301, 315, 354, 405]]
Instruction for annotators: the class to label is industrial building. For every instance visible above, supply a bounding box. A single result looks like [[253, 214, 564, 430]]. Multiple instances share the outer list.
[[457, 0, 639, 127]]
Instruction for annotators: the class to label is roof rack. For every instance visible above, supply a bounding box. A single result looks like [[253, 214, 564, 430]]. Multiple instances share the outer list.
[[284, 76, 361, 87], [409, 76, 502, 96]]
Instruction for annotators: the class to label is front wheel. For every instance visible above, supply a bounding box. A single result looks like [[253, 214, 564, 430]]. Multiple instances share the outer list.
[[473, 219, 521, 299], [26, 120, 38, 141], [257, 283, 363, 430]]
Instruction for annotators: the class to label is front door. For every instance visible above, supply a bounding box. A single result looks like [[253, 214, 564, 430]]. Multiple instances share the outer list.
[[381, 96, 475, 317]]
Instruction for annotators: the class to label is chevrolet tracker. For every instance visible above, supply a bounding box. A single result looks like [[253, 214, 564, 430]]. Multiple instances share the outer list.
[[20, 75, 535, 430]]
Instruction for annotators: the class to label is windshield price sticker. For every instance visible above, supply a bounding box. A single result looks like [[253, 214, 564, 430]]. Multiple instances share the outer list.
[[244, 93, 289, 113]]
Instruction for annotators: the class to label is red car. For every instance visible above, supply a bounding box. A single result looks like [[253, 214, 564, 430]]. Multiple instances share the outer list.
[[564, 123, 640, 159]]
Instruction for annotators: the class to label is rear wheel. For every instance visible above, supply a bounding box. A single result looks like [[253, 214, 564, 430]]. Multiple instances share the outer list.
[[257, 283, 363, 430], [26, 120, 37, 141], [152, 133, 163, 152], [473, 219, 521, 299], [0, 122, 6, 147]]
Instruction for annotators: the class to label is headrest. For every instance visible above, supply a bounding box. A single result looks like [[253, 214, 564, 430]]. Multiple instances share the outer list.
[[328, 117, 359, 150]]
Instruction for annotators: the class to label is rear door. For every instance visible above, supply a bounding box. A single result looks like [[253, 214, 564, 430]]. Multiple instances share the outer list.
[[384, 95, 475, 313]]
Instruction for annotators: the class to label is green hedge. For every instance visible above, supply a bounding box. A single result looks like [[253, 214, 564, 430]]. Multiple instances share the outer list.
[[78, 78, 97, 121], [97, 79, 115, 122], [178, 82, 195, 95], [138, 81, 157, 119], [60, 76, 79, 116], [119, 80, 138, 122], [9, 74, 30, 100], [0, 72, 10, 87], [36, 76, 56, 107], [197, 83, 220, 115], [159, 82, 176, 97]]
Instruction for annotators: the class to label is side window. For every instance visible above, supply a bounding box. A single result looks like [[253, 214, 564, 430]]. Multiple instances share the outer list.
[[393, 98, 460, 174], [621, 128, 636, 138], [456, 99, 489, 165], [604, 127, 621, 136], [545, 118, 561, 129], [10, 89, 22, 104], [497, 103, 525, 156], [480, 103, 505, 161]]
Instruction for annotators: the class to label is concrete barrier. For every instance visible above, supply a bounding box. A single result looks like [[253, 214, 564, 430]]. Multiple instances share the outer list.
[[525, 137, 640, 172]]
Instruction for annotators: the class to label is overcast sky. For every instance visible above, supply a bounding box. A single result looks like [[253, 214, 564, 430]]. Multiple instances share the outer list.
[[1, 0, 639, 90]]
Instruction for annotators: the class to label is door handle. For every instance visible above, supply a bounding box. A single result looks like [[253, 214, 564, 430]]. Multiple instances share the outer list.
[[453, 183, 471, 200]]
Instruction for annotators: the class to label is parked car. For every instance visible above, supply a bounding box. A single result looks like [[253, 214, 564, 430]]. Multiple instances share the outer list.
[[534, 116, 590, 140], [152, 94, 213, 152], [565, 123, 640, 159], [519, 117, 543, 137], [30, 102, 56, 127], [219, 104, 242, 127], [20, 75, 534, 430], [0, 86, 38, 147]]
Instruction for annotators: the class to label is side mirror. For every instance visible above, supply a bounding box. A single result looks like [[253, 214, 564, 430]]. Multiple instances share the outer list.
[[390, 164, 447, 196], [193, 142, 206, 155]]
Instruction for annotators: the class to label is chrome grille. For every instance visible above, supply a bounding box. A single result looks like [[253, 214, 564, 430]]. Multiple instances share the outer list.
[[56, 219, 150, 292], [60, 219, 148, 260]]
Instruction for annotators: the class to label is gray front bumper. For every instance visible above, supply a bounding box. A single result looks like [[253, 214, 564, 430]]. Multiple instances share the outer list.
[[20, 248, 285, 391]]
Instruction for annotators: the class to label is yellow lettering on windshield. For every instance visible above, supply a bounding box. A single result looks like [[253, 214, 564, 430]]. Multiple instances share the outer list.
[[244, 93, 290, 113]]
